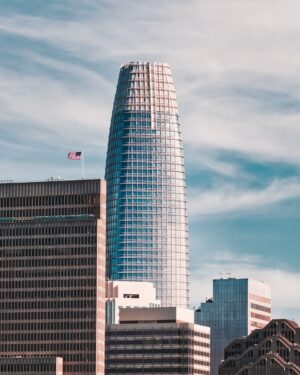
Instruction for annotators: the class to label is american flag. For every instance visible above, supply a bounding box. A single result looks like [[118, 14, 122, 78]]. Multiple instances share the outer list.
[[68, 151, 82, 160]]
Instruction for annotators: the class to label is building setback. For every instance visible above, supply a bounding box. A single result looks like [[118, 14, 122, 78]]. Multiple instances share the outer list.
[[105, 307, 210, 375], [105, 280, 160, 324], [0, 179, 106, 375], [105, 61, 189, 308], [219, 319, 300, 375], [195, 278, 271, 375]]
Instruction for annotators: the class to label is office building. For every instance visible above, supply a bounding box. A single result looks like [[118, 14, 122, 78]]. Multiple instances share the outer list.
[[105, 61, 189, 307], [0, 179, 106, 374], [105, 280, 160, 324], [195, 278, 271, 375], [219, 318, 300, 375], [105, 307, 210, 374]]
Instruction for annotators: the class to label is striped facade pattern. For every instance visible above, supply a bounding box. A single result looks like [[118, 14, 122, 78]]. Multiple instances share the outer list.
[[0, 179, 106, 375]]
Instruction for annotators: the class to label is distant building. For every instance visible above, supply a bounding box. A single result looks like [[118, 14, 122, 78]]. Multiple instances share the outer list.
[[195, 278, 271, 375], [0, 179, 106, 374], [219, 318, 300, 375], [105, 280, 160, 324], [106, 307, 210, 375]]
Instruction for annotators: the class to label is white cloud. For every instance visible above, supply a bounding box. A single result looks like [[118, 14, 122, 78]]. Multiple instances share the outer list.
[[189, 177, 300, 216], [0, 66, 113, 147], [187, 151, 239, 177], [0, 0, 299, 323], [1, 0, 300, 165], [190, 250, 300, 322]]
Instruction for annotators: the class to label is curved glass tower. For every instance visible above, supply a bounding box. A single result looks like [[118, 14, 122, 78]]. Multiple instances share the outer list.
[[105, 62, 189, 307]]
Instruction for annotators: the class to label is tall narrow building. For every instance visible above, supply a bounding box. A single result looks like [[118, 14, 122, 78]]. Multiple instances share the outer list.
[[105, 62, 189, 307]]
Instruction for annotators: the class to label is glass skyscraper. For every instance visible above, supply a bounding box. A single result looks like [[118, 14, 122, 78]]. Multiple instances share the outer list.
[[105, 62, 189, 307]]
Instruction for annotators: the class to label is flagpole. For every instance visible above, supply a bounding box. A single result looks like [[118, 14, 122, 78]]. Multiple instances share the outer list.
[[81, 151, 85, 179]]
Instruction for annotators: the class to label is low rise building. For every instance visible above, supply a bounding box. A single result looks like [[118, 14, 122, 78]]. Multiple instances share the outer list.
[[105, 307, 210, 375], [219, 319, 300, 375]]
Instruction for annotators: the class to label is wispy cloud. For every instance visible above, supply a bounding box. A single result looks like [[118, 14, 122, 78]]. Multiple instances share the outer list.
[[187, 151, 239, 177], [2, 0, 300, 164], [189, 177, 300, 217], [0, 66, 113, 146]]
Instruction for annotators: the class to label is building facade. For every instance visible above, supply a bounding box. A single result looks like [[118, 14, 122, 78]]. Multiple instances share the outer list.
[[219, 319, 300, 375], [0, 179, 106, 375], [0, 357, 63, 375], [105, 61, 189, 308], [105, 280, 160, 324], [195, 278, 271, 375], [106, 307, 210, 375]]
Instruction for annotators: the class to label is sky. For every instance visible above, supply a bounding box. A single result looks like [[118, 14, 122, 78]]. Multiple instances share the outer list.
[[0, 0, 299, 321]]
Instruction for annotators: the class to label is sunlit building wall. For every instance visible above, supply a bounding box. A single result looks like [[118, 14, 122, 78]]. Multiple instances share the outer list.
[[106, 307, 210, 375], [105, 280, 160, 324]]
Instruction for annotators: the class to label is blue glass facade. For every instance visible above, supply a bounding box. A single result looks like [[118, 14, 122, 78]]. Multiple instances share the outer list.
[[105, 62, 189, 307], [195, 278, 271, 375], [196, 279, 248, 375]]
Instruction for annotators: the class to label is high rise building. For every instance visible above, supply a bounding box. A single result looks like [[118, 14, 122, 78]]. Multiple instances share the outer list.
[[105, 61, 189, 308], [0, 179, 106, 375], [219, 319, 300, 375], [105, 280, 160, 324], [195, 278, 271, 375], [105, 307, 210, 375]]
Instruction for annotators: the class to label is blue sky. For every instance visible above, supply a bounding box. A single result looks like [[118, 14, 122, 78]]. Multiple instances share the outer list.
[[0, 0, 299, 321]]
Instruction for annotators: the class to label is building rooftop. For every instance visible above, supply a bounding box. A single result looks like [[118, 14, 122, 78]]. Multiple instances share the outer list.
[[119, 307, 195, 324]]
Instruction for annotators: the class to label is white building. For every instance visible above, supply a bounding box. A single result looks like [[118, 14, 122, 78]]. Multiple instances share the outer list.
[[105, 280, 160, 324], [106, 307, 210, 375]]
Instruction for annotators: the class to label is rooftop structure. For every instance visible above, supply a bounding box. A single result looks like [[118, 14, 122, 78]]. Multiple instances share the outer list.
[[105, 280, 160, 324]]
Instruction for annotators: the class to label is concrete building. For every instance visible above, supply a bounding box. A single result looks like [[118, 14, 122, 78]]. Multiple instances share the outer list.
[[219, 319, 300, 375], [105, 307, 210, 375], [105, 280, 160, 324], [195, 278, 271, 375], [105, 61, 189, 308], [0, 179, 106, 374]]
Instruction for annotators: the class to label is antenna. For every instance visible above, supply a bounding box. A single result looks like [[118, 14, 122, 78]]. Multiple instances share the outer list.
[[226, 272, 232, 278]]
